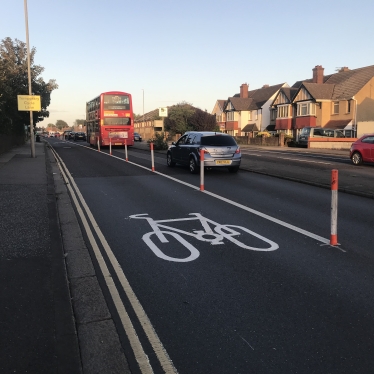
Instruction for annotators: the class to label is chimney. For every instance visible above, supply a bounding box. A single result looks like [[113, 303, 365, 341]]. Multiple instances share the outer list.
[[312, 65, 324, 84], [262, 84, 269, 88], [240, 83, 249, 98], [339, 66, 350, 72]]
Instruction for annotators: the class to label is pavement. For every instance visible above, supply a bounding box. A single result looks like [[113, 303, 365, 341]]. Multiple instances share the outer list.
[[0, 140, 130, 374], [0, 139, 371, 373]]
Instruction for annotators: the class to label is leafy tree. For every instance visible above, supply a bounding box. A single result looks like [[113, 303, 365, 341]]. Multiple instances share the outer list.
[[164, 102, 195, 135], [75, 119, 85, 127], [189, 108, 217, 132], [56, 119, 68, 130], [163, 102, 218, 135], [0, 37, 58, 136]]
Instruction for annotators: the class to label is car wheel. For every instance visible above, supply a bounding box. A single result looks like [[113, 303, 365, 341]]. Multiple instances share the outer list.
[[167, 152, 175, 167], [351, 151, 363, 165], [189, 157, 198, 174], [228, 166, 239, 173]]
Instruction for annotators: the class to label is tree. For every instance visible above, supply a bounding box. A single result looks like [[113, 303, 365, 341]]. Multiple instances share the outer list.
[[75, 119, 85, 128], [56, 120, 68, 130], [0, 37, 58, 136], [189, 108, 217, 132], [164, 102, 195, 135]]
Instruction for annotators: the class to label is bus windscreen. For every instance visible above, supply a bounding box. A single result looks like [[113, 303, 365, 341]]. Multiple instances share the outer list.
[[103, 94, 130, 110]]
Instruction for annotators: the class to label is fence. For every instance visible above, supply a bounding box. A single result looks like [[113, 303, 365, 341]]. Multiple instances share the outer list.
[[0, 135, 25, 155]]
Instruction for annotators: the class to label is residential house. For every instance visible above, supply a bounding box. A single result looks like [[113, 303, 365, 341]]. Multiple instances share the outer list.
[[211, 100, 227, 132], [272, 65, 374, 138], [134, 108, 164, 140], [212, 83, 287, 136]]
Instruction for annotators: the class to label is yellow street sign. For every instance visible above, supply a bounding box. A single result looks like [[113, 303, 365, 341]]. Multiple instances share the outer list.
[[17, 95, 41, 111]]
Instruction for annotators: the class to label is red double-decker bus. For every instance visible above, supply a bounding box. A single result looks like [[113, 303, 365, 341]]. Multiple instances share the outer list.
[[86, 91, 134, 148]]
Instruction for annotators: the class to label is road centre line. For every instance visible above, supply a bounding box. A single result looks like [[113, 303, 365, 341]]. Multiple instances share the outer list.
[[51, 147, 178, 374], [66, 141, 331, 245]]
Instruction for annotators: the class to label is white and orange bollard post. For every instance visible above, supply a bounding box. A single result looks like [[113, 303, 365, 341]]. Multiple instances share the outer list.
[[330, 169, 338, 245], [97, 137, 100, 152], [150, 142, 155, 171], [200, 149, 205, 191], [109, 138, 112, 155], [125, 139, 128, 161]]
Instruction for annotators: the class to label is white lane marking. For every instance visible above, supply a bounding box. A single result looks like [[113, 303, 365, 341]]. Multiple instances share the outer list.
[[51, 148, 178, 374], [58, 142, 332, 244], [276, 156, 331, 165]]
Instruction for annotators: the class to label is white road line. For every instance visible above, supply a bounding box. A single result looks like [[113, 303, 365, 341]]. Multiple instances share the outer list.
[[51, 148, 178, 374], [276, 156, 331, 164]]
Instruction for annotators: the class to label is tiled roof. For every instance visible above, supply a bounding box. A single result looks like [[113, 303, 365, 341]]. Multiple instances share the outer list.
[[293, 65, 374, 101], [217, 100, 226, 110], [248, 83, 285, 110], [227, 97, 253, 111], [326, 65, 374, 100], [231, 83, 285, 110], [303, 83, 335, 100]]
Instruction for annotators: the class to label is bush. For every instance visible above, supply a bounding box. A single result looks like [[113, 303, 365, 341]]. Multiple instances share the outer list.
[[256, 131, 271, 137], [147, 132, 168, 150]]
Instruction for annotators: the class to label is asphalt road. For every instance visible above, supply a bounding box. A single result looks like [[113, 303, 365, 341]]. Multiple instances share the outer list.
[[48, 138, 374, 374]]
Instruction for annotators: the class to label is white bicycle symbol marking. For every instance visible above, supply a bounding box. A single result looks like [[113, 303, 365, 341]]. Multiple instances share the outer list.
[[129, 213, 279, 262]]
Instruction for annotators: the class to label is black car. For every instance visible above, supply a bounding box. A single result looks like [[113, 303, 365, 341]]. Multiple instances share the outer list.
[[166, 131, 241, 173], [134, 132, 142, 141], [74, 132, 86, 141]]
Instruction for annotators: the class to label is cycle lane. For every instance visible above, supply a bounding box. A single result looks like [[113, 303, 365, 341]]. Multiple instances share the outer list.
[[69, 168, 374, 374]]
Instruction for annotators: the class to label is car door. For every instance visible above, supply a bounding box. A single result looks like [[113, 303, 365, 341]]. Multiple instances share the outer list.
[[172, 134, 188, 163], [180, 134, 196, 163], [361, 136, 374, 162]]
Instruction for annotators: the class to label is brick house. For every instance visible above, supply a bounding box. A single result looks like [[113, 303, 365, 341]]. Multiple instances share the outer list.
[[212, 83, 286, 136], [272, 65, 374, 138]]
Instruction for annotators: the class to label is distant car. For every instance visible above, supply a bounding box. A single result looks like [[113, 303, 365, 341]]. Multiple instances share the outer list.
[[63, 131, 72, 140], [350, 134, 374, 165], [134, 132, 142, 141], [74, 132, 86, 141], [68, 132, 76, 140], [166, 131, 241, 173]]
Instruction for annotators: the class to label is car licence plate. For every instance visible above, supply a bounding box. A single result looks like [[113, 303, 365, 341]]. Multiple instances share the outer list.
[[114, 143, 122, 145], [215, 160, 231, 165]]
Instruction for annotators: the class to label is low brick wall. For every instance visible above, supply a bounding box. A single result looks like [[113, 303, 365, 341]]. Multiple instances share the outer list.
[[235, 135, 284, 146], [308, 138, 356, 149], [0, 135, 25, 155]]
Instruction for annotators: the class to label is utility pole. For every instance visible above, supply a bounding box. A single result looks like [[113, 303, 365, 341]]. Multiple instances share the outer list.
[[24, 0, 35, 158], [142, 89, 145, 128]]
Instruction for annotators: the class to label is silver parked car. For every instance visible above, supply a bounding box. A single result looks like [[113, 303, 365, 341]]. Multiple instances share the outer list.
[[166, 131, 241, 173]]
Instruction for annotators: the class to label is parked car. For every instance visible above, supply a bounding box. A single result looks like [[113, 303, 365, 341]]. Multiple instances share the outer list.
[[134, 132, 142, 141], [74, 132, 86, 141], [166, 131, 241, 173], [298, 127, 345, 147], [350, 134, 374, 165], [63, 130, 72, 140]]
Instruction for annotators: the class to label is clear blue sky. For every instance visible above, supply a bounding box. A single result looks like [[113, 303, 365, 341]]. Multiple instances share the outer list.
[[2, 0, 374, 128]]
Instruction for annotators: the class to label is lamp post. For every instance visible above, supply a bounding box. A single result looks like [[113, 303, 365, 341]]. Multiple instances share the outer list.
[[142, 89, 145, 129], [24, 0, 35, 158]]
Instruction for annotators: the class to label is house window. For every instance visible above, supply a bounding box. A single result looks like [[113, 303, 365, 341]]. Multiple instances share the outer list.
[[333, 101, 339, 114], [347, 100, 351, 113], [277, 105, 289, 118], [227, 111, 235, 121], [255, 110, 258, 120], [297, 102, 316, 116], [216, 114, 222, 122], [270, 108, 277, 120], [248, 112, 251, 121]]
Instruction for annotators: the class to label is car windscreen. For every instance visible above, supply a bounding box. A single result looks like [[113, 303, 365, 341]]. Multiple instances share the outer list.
[[201, 135, 237, 146]]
